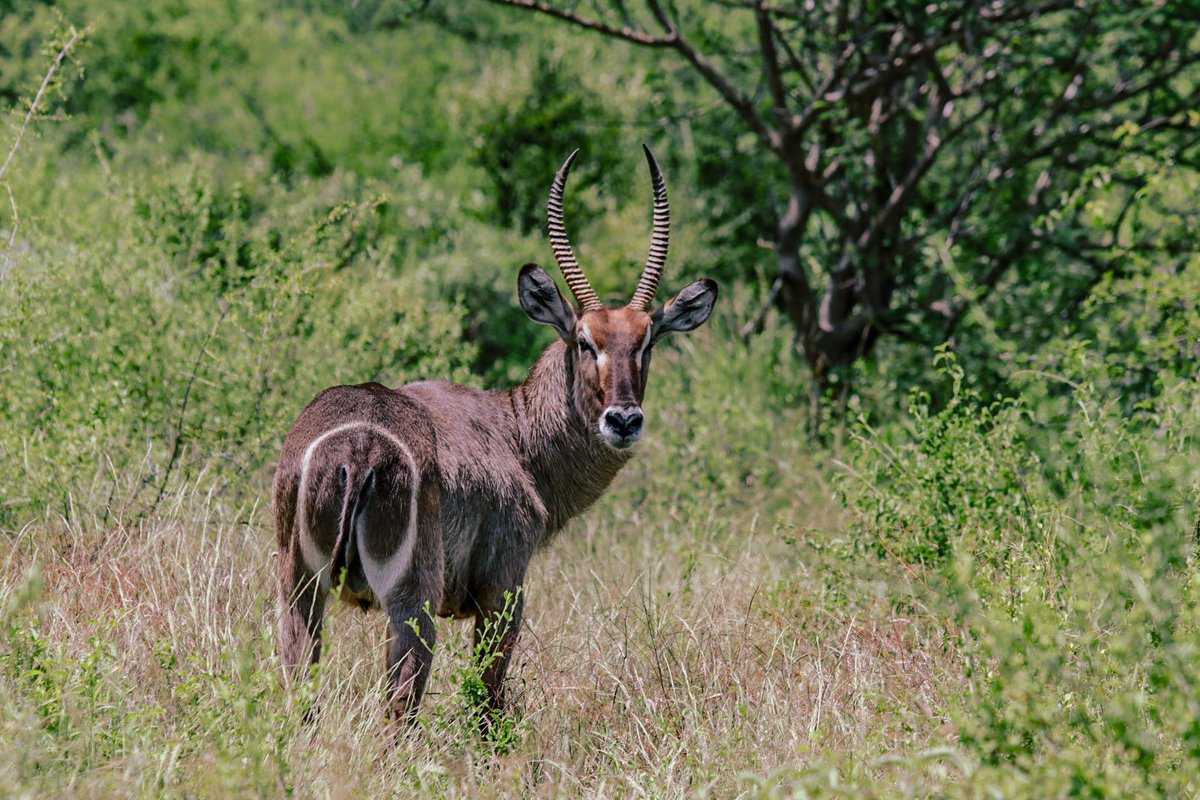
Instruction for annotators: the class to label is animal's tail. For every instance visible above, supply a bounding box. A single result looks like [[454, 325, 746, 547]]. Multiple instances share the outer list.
[[330, 465, 374, 591]]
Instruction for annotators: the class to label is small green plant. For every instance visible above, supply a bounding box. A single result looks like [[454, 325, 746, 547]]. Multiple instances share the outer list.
[[456, 588, 524, 753], [840, 346, 1038, 573]]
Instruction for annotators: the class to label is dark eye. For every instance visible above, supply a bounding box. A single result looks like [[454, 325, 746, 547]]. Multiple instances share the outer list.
[[578, 339, 596, 358]]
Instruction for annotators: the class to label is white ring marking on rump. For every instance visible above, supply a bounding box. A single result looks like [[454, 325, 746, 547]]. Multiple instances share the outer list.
[[295, 422, 420, 596]]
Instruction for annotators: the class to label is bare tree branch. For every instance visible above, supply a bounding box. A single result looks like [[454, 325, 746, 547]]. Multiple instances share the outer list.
[[756, 2, 790, 118], [0, 28, 84, 286], [0, 29, 84, 185], [481, 0, 676, 44], [484, 0, 783, 150]]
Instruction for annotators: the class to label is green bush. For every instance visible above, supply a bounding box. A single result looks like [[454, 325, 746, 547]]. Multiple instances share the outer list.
[[0, 148, 475, 523], [839, 347, 1200, 796], [841, 347, 1038, 570]]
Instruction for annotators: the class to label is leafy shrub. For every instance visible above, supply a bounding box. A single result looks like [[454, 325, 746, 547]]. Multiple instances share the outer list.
[[0, 149, 475, 524], [840, 347, 1038, 570], [473, 54, 627, 234], [839, 347, 1200, 795]]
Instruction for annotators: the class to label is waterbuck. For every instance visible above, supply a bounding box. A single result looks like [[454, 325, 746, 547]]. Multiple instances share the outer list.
[[273, 146, 718, 722]]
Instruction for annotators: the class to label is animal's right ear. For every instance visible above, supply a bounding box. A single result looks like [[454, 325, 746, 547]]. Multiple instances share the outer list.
[[518, 263, 577, 341]]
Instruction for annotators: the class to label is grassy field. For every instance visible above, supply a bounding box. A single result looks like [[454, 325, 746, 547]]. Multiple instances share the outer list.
[[0, 322, 967, 798], [4, 307, 1197, 797]]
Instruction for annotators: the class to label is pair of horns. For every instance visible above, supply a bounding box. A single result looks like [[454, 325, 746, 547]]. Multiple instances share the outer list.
[[547, 145, 669, 312]]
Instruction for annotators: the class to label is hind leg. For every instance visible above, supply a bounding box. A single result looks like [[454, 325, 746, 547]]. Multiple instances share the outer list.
[[279, 545, 327, 682], [382, 589, 439, 722], [359, 472, 444, 722], [380, 516, 443, 722]]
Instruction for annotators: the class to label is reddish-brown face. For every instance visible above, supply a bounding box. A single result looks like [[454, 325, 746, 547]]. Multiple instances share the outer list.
[[519, 148, 718, 449], [519, 263, 718, 451], [571, 307, 655, 450]]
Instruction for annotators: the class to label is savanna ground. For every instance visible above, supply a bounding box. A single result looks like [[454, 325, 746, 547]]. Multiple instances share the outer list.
[[1, 2, 1198, 797]]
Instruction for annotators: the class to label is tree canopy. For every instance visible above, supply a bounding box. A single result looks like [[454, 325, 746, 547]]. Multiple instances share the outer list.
[[483, 0, 1200, 409]]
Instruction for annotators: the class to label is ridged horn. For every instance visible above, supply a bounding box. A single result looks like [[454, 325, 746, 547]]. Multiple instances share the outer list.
[[629, 144, 669, 311], [547, 149, 602, 312]]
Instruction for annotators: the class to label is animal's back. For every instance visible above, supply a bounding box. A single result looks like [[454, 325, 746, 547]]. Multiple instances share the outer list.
[[399, 380, 539, 497]]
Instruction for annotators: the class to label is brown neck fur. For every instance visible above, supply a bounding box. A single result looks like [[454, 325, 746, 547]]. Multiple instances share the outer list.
[[507, 338, 634, 540]]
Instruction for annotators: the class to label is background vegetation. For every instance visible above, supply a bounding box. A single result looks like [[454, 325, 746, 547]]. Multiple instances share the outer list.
[[0, 0, 1196, 796]]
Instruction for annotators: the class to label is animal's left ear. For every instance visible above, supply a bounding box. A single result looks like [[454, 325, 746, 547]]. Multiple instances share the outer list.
[[519, 263, 577, 341], [650, 279, 718, 344]]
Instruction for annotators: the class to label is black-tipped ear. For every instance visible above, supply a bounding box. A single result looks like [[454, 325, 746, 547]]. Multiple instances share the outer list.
[[650, 279, 718, 344], [518, 263, 577, 341]]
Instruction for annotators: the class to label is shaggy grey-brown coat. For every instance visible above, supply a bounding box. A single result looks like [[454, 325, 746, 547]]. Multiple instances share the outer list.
[[274, 148, 717, 721]]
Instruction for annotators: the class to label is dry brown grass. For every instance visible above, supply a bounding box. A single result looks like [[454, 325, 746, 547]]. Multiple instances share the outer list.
[[0, 445, 966, 798]]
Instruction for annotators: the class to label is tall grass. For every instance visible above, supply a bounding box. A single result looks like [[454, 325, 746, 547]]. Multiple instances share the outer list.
[[0, 304, 971, 797]]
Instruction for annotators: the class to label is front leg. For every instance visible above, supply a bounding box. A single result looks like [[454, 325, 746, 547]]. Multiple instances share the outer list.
[[472, 586, 524, 719]]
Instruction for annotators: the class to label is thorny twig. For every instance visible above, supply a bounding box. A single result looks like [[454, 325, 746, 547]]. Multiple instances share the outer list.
[[0, 28, 84, 284], [144, 304, 232, 519]]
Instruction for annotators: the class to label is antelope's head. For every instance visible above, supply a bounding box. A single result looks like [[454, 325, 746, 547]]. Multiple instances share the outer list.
[[518, 146, 718, 450]]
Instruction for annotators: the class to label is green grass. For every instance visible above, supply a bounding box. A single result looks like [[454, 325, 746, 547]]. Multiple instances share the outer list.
[[10, 298, 1195, 796], [4, 260, 1200, 797], [0, 300, 976, 796]]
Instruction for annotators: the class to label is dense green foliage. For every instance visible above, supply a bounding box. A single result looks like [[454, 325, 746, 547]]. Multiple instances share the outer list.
[[478, 0, 1200, 403], [0, 1, 1197, 796]]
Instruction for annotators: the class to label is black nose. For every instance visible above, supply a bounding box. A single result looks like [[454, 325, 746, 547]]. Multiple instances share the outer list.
[[604, 408, 644, 437]]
